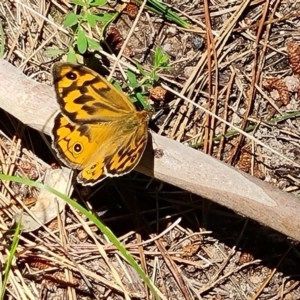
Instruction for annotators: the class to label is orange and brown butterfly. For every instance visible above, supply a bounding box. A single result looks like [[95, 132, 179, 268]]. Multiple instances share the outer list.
[[51, 62, 149, 185]]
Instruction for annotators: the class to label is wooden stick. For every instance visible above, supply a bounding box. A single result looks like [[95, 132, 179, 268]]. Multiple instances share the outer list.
[[1, 58, 300, 240]]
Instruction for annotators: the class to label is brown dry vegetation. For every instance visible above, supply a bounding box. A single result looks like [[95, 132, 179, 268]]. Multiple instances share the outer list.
[[1, 0, 300, 299]]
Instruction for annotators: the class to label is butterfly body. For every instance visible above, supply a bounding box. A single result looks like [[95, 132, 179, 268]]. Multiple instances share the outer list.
[[51, 63, 149, 185]]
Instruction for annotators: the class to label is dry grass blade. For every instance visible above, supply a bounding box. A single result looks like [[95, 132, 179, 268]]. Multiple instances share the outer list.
[[160, 0, 251, 141], [69, 206, 133, 300]]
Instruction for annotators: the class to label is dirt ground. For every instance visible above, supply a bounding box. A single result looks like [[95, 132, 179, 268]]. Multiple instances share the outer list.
[[1, 0, 300, 299]]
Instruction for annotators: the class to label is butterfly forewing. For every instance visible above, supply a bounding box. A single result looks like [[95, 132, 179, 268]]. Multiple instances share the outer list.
[[51, 63, 149, 185], [52, 63, 136, 124]]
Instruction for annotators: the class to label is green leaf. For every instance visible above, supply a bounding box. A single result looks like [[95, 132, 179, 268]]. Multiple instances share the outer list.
[[87, 37, 101, 50], [63, 12, 79, 27], [112, 80, 122, 92], [77, 28, 88, 54], [88, 0, 107, 6], [127, 70, 140, 88], [85, 12, 97, 27], [129, 81, 140, 89], [154, 46, 163, 66], [136, 63, 148, 77], [129, 96, 137, 103], [43, 48, 65, 58], [71, 0, 86, 6], [152, 73, 159, 83], [93, 13, 115, 23], [136, 92, 151, 109], [67, 47, 78, 62], [154, 46, 169, 67], [143, 83, 152, 88]]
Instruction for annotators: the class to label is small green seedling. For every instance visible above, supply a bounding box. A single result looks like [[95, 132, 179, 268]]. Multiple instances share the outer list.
[[63, 0, 117, 57], [127, 46, 171, 109], [45, 0, 117, 62]]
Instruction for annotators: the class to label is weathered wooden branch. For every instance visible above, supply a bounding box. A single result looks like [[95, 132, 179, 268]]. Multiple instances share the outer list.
[[1, 58, 300, 240]]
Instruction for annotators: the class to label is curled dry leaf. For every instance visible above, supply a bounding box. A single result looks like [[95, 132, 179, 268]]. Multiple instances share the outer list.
[[28, 258, 80, 290], [23, 196, 37, 207], [287, 41, 300, 76], [44, 271, 80, 288], [263, 78, 290, 105], [19, 160, 39, 180], [106, 25, 123, 48], [106, 25, 131, 56], [76, 228, 88, 242], [236, 148, 265, 180], [50, 163, 60, 169], [47, 218, 58, 230], [236, 148, 253, 175], [182, 243, 200, 257], [27, 257, 56, 270], [263, 40, 300, 112], [149, 86, 167, 102], [124, 2, 139, 19], [238, 251, 254, 265], [253, 168, 265, 180], [14, 167, 73, 232]]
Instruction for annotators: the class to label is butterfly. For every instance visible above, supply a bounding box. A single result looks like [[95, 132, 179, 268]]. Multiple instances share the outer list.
[[51, 62, 149, 185]]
